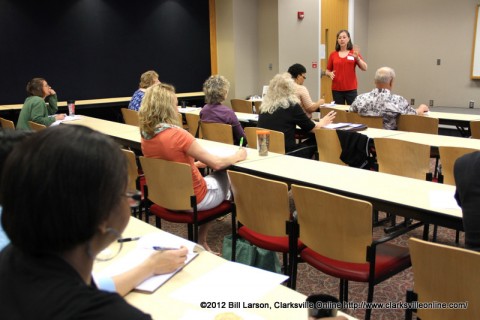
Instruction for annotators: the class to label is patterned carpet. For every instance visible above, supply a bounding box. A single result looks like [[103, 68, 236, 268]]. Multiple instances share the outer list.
[[145, 212, 463, 320]]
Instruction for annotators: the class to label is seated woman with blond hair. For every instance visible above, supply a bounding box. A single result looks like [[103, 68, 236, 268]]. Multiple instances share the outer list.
[[257, 73, 336, 159], [139, 83, 247, 252]]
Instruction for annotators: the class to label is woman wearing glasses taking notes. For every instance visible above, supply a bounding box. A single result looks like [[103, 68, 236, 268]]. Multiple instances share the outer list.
[[0, 126, 186, 319], [139, 83, 247, 252]]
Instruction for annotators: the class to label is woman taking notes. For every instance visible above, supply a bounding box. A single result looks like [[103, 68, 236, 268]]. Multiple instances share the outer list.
[[326, 29, 367, 105]]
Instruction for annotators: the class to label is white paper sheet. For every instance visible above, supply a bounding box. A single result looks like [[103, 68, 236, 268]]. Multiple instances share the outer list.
[[51, 115, 82, 126], [429, 190, 461, 210], [170, 261, 288, 304]]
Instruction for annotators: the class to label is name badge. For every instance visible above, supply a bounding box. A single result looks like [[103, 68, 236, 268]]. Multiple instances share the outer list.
[[347, 56, 355, 61]]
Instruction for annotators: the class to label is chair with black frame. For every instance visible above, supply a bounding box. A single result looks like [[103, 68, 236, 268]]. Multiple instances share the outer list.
[[139, 156, 231, 242], [200, 121, 234, 145], [231, 98, 254, 114], [227, 170, 298, 286], [0, 117, 15, 130], [121, 107, 140, 127], [290, 185, 420, 320], [28, 121, 47, 132], [374, 138, 431, 234], [470, 120, 480, 139], [406, 237, 480, 320], [122, 149, 145, 220]]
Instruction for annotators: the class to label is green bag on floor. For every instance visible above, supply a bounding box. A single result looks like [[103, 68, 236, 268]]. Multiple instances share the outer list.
[[221, 234, 281, 273]]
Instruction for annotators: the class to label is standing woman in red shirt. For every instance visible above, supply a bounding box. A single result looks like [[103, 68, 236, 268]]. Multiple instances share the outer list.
[[325, 29, 367, 105]]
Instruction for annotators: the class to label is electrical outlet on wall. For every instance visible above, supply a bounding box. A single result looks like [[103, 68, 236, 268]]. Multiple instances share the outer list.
[[429, 100, 434, 107], [410, 98, 415, 105]]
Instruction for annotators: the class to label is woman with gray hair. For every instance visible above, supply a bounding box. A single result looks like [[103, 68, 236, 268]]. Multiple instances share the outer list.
[[200, 75, 247, 145], [258, 73, 335, 159]]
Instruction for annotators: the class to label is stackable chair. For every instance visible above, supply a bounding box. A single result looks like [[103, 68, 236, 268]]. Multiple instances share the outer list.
[[406, 238, 480, 320], [320, 107, 348, 123], [291, 185, 420, 320], [314, 128, 346, 166], [230, 99, 254, 114], [122, 149, 145, 220], [121, 108, 140, 126], [346, 112, 383, 129], [28, 121, 47, 132], [185, 113, 201, 137], [200, 122, 234, 145], [227, 170, 298, 285], [0, 117, 15, 130], [470, 120, 480, 139], [139, 157, 231, 242]]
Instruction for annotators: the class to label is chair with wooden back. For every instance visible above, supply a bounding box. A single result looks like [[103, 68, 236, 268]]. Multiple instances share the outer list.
[[121, 108, 140, 126], [397, 114, 438, 134], [374, 138, 431, 180], [121, 149, 144, 219], [438, 146, 477, 185], [253, 100, 262, 113], [320, 107, 348, 123], [200, 121, 234, 145], [231, 99, 253, 114], [406, 238, 480, 320], [314, 128, 346, 166], [346, 112, 383, 129], [290, 185, 418, 320], [243, 127, 285, 154], [185, 112, 201, 137], [28, 121, 47, 132], [470, 120, 480, 139], [227, 170, 297, 283], [0, 117, 15, 130], [139, 157, 231, 242]]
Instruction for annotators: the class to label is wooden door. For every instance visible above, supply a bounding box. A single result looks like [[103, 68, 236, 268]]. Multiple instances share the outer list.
[[321, 0, 349, 103]]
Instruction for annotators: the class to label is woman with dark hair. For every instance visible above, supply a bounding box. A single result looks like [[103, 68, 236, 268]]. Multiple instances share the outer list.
[[0, 125, 185, 318], [287, 63, 325, 118], [325, 30, 368, 105], [16, 78, 65, 129]]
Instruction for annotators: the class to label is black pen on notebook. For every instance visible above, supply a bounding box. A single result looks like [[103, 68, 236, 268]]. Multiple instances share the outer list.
[[239, 137, 244, 149], [117, 237, 140, 243]]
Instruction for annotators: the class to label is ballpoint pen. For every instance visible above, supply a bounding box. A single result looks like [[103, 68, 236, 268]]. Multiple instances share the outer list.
[[117, 237, 141, 243], [152, 246, 180, 251], [239, 137, 244, 149]]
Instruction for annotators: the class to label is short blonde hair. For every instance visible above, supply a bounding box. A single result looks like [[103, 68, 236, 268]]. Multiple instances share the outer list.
[[139, 70, 159, 89], [203, 75, 230, 104], [259, 73, 299, 114], [139, 83, 180, 136]]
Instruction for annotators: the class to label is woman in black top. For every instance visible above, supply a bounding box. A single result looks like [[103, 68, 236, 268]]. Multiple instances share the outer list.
[[258, 72, 335, 158]]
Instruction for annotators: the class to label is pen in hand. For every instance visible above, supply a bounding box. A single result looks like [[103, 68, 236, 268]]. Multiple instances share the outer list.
[[153, 246, 181, 251], [239, 137, 244, 149]]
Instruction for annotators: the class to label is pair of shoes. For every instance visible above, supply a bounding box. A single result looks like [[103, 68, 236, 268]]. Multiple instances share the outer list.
[[216, 212, 230, 221]]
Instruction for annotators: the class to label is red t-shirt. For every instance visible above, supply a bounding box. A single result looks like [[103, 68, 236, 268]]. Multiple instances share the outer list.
[[327, 50, 362, 91], [141, 127, 207, 203]]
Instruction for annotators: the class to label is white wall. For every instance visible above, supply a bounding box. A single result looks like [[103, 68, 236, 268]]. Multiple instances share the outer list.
[[357, 0, 480, 108], [278, 0, 321, 100]]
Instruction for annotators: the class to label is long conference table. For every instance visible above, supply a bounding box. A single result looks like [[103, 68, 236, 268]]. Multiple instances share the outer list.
[[62, 115, 464, 231]]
